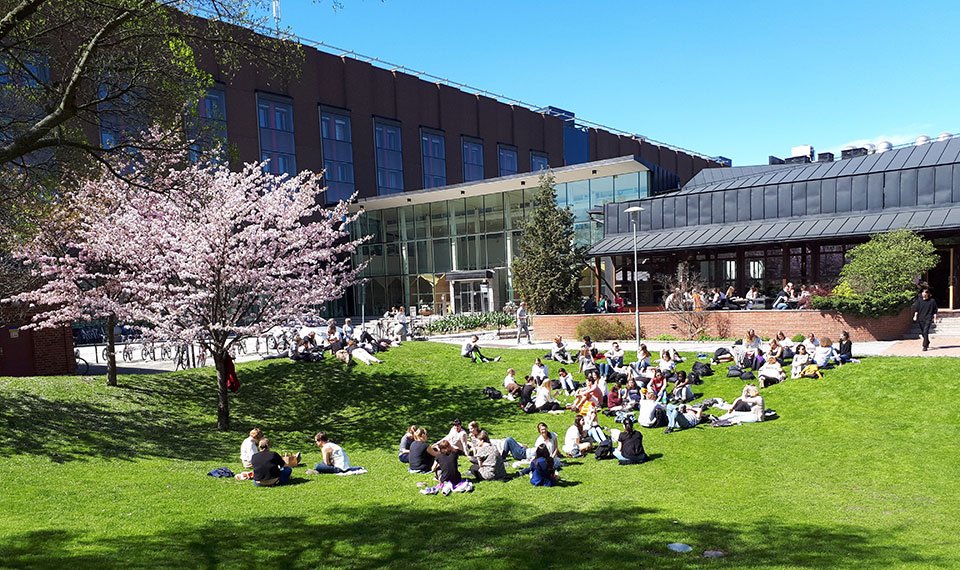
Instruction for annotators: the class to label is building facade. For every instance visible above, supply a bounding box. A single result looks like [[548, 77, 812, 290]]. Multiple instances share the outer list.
[[590, 137, 960, 310]]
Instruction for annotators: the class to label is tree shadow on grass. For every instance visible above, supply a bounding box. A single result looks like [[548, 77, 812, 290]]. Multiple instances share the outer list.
[[0, 503, 937, 569], [0, 357, 517, 462]]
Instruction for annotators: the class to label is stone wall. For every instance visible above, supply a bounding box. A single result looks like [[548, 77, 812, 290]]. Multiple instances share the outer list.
[[533, 308, 914, 342]]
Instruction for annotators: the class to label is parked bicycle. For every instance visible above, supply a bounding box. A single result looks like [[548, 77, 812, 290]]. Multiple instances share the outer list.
[[74, 349, 89, 375]]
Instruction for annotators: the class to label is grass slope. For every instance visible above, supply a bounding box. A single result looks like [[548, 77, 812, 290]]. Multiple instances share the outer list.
[[1, 342, 959, 569]]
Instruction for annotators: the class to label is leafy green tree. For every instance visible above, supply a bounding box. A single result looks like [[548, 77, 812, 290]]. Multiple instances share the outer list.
[[511, 173, 586, 314], [812, 229, 938, 316]]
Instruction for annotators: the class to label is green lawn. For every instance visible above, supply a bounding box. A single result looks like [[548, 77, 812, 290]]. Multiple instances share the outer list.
[[1, 342, 958, 569]]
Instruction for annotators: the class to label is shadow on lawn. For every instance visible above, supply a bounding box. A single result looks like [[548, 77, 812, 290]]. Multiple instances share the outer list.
[[0, 503, 935, 569], [0, 357, 516, 462]]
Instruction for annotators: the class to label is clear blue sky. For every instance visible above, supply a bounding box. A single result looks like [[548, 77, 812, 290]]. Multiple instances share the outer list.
[[279, 0, 960, 165]]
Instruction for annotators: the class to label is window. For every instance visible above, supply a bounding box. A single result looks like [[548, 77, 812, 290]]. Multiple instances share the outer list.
[[462, 137, 484, 182], [375, 119, 404, 195], [421, 128, 446, 189], [257, 94, 296, 175], [187, 87, 227, 161], [531, 152, 549, 172], [498, 144, 518, 176], [97, 80, 145, 152], [320, 108, 355, 202]]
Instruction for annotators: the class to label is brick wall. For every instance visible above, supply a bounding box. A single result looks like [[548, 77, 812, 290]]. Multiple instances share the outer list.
[[0, 311, 75, 376], [32, 327, 75, 376], [533, 308, 914, 342]]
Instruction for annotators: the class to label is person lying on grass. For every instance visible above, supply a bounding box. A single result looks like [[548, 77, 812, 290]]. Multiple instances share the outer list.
[[309, 432, 366, 475], [467, 430, 508, 482], [704, 385, 765, 425], [663, 403, 705, 434], [251, 438, 292, 487]]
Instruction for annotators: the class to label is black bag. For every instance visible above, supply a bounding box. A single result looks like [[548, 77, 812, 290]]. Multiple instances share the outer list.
[[739, 370, 755, 380], [782, 347, 794, 360], [692, 361, 713, 377], [727, 366, 743, 378], [482, 387, 502, 400], [594, 438, 615, 460], [688, 371, 703, 385], [551, 380, 561, 390]]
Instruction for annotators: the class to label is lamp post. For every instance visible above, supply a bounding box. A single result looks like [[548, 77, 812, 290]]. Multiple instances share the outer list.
[[624, 206, 643, 351]]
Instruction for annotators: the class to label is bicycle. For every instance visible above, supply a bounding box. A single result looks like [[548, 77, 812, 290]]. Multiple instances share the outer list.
[[174, 345, 191, 370], [105, 343, 134, 362], [196, 346, 207, 366], [74, 349, 89, 375], [160, 343, 174, 360], [141, 341, 155, 361]]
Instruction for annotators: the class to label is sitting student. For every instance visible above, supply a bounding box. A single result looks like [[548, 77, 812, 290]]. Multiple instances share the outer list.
[[773, 286, 790, 310], [582, 406, 608, 444], [757, 356, 786, 388], [671, 370, 694, 403], [533, 422, 562, 469], [614, 417, 648, 465], [421, 440, 472, 495], [631, 344, 652, 374], [467, 430, 508, 481], [622, 378, 643, 410], [562, 415, 593, 458], [251, 438, 292, 487], [802, 332, 820, 353], [549, 336, 574, 364], [503, 368, 521, 400], [647, 372, 667, 402], [578, 346, 599, 377], [656, 352, 676, 377], [776, 331, 795, 358], [398, 424, 417, 463], [311, 432, 366, 474], [570, 375, 602, 415], [518, 376, 538, 410], [521, 444, 558, 486], [837, 331, 860, 364], [342, 318, 354, 340], [407, 428, 434, 474], [790, 343, 811, 379], [556, 367, 577, 395], [530, 358, 549, 380], [745, 285, 760, 310], [813, 337, 840, 368], [240, 427, 263, 469], [443, 419, 470, 456], [766, 339, 785, 364], [606, 380, 625, 410], [714, 385, 765, 424], [461, 335, 500, 363], [605, 342, 625, 369], [637, 390, 666, 428], [663, 403, 704, 434], [535, 378, 563, 412]]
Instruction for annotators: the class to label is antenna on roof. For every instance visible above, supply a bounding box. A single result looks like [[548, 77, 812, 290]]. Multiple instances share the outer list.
[[272, 0, 282, 32]]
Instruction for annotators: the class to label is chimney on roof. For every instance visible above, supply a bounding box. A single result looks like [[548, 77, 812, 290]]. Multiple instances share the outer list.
[[768, 155, 785, 165], [784, 155, 811, 164], [841, 147, 869, 160], [817, 152, 834, 162]]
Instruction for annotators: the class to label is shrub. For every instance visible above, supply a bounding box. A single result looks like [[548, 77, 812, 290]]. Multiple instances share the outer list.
[[654, 333, 678, 341], [791, 333, 806, 343], [811, 290, 916, 318], [575, 317, 638, 341], [423, 312, 513, 335]]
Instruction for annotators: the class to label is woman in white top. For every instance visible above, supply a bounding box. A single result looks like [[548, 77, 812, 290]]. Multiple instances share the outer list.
[[550, 337, 573, 364], [535, 378, 562, 411], [745, 286, 760, 309], [311, 432, 366, 474], [757, 356, 785, 388], [240, 427, 263, 469], [813, 337, 839, 368], [562, 416, 592, 457], [530, 358, 549, 380], [717, 385, 765, 424], [531, 422, 562, 469], [790, 343, 811, 378]]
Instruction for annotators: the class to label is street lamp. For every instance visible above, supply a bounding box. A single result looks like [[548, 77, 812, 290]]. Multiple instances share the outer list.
[[624, 206, 643, 351]]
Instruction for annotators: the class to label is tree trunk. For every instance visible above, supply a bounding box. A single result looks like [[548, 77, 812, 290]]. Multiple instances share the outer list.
[[213, 350, 230, 431], [105, 313, 117, 387]]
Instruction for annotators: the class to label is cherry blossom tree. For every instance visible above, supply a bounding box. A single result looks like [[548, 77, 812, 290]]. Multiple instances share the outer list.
[[12, 142, 366, 429]]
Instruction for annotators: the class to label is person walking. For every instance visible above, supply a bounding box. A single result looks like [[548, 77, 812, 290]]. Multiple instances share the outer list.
[[913, 287, 939, 351], [516, 301, 532, 344]]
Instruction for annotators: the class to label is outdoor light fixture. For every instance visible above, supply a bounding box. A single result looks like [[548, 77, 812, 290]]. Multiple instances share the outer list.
[[624, 206, 643, 351]]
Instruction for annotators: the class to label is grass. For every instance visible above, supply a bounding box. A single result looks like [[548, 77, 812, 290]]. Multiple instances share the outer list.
[[1, 342, 959, 569]]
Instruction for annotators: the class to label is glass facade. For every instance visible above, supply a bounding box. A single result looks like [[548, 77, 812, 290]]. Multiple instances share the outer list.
[[421, 128, 446, 188], [257, 94, 296, 175], [462, 137, 484, 182], [350, 170, 650, 315], [531, 152, 549, 172], [320, 108, 355, 203], [375, 119, 404, 194]]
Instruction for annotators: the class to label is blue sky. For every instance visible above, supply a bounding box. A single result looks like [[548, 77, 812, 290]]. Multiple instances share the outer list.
[[280, 0, 960, 165]]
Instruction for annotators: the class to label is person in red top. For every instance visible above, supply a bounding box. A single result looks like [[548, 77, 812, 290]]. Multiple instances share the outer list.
[[606, 381, 623, 409], [570, 374, 602, 415], [647, 372, 666, 402]]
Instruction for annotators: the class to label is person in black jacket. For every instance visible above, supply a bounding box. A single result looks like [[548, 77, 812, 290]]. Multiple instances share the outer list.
[[913, 288, 939, 351], [251, 439, 292, 487]]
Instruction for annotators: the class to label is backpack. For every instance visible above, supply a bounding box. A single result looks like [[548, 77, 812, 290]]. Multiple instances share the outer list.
[[727, 366, 743, 378], [688, 371, 702, 385], [801, 364, 823, 379], [692, 361, 713, 377], [739, 370, 755, 380], [482, 387, 502, 400], [594, 439, 615, 460]]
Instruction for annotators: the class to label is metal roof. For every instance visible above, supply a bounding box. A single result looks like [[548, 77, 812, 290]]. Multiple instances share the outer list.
[[588, 204, 960, 257], [682, 163, 804, 190]]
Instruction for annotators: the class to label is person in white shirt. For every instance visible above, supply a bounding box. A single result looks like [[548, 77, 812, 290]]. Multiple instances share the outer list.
[[393, 310, 409, 342], [802, 332, 819, 353], [757, 356, 785, 388], [516, 301, 532, 344], [715, 385, 765, 424], [550, 336, 573, 364], [791, 343, 811, 378], [503, 368, 520, 400], [240, 427, 263, 468], [530, 358, 548, 380], [311, 432, 366, 474], [637, 391, 665, 428], [556, 367, 576, 395], [342, 318, 354, 340], [461, 335, 500, 363], [605, 342, 625, 368], [657, 353, 676, 376], [812, 337, 839, 368], [535, 378, 562, 411], [562, 416, 592, 457], [745, 286, 760, 310], [442, 419, 470, 455], [532, 422, 562, 469]]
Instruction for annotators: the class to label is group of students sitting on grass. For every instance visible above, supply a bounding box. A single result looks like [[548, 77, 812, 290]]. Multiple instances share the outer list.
[[238, 428, 366, 487], [264, 318, 397, 366]]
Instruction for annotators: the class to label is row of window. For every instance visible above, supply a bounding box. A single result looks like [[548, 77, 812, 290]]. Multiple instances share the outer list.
[[198, 90, 550, 201]]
